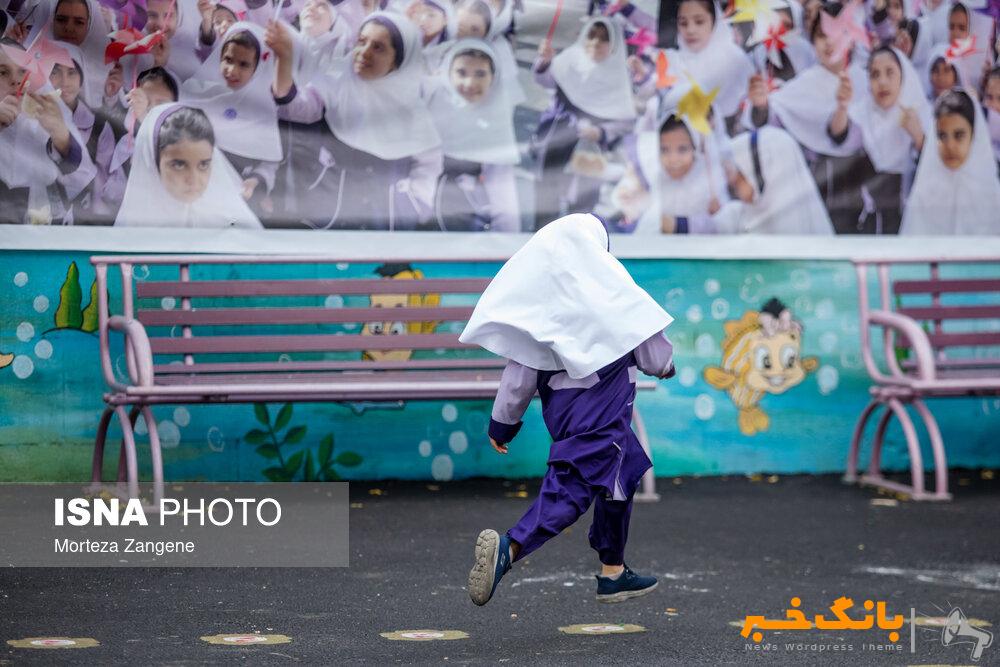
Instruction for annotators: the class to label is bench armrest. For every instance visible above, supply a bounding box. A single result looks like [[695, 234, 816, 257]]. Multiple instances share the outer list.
[[863, 310, 936, 385], [100, 316, 154, 391]]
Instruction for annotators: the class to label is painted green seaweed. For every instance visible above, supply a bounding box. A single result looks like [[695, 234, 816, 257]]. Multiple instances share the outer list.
[[52, 261, 101, 333], [244, 403, 362, 482]]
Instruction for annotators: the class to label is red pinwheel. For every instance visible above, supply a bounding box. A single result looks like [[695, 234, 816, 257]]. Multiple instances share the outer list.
[[747, 21, 788, 68], [625, 27, 657, 56], [1, 35, 73, 97], [819, 0, 871, 64], [104, 28, 164, 64], [945, 35, 978, 61]]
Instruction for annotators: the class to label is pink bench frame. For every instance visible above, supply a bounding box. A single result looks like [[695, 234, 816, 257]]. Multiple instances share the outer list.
[[89, 254, 664, 507], [843, 256, 1000, 501]]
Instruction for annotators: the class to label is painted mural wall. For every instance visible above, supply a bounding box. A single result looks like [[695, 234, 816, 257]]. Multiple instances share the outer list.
[[2, 250, 999, 484]]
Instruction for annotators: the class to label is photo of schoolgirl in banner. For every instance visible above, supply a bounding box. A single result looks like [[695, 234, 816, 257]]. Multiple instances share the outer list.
[[0, 0, 996, 233]]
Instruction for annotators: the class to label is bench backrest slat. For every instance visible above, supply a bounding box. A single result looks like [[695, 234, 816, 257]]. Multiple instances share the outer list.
[[893, 278, 1000, 295], [896, 305, 1000, 321], [149, 333, 473, 355], [153, 358, 506, 374], [137, 306, 475, 327], [136, 278, 491, 299]]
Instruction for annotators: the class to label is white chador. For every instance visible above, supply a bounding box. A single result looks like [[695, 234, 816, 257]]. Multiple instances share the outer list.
[[180, 22, 282, 162], [901, 99, 1000, 235], [115, 103, 262, 228], [717, 126, 834, 234], [460, 213, 674, 379]]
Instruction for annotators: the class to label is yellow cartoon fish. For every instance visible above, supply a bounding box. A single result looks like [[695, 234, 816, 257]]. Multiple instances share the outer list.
[[361, 264, 441, 362], [703, 298, 819, 436]]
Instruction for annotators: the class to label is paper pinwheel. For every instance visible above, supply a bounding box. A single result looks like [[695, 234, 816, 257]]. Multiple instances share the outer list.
[[747, 21, 788, 68], [655, 51, 678, 89], [104, 27, 164, 64], [730, 0, 788, 25], [945, 35, 978, 61], [97, 0, 148, 30], [677, 79, 719, 135], [1, 35, 73, 96], [819, 0, 871, 64], [626, 27, 657, 56]]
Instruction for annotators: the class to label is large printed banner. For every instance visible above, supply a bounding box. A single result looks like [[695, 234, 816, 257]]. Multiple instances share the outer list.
[[1, 0, 997, 234]]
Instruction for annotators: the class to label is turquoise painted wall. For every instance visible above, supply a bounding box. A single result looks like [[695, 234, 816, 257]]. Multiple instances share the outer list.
[[2, 251, 998, 483]]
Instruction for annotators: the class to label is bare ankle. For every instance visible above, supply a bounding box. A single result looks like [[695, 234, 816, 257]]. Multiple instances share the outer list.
[[600, 563, 624, 577]]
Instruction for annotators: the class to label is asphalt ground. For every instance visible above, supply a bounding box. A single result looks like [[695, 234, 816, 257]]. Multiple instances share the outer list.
[[2, 471, 999, 665]]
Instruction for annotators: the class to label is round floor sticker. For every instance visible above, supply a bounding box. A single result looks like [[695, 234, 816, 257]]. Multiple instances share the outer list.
[[380, 630, 469, 641], [559, 623, 646, 635], [201, 633, 291, 645], [7, 637, 99, 649]]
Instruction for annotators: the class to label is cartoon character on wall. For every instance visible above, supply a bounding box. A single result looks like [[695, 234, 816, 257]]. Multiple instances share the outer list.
[[361, 264, 441, 362], [0, 351, 12, 369], [703, 298, 819, 436]]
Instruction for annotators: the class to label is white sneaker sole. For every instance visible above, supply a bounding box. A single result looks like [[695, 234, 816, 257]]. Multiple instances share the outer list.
[[468, 529, 500, 606], [596, 580, 658, 603]]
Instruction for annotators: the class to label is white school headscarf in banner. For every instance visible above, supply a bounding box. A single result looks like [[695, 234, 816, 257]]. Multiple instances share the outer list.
[[724, 127, 833, 234], [550, 16, 635, 121], [160, 0, 207, 82], [180, 22, 282, 160], [921, 43, 961, 98], [291, 9, 353, 85], [26, 0, 110, 107], [767, 62, 867, 156], [668, 2, 753, 118], [115, 103, 262, 227], [849, 47, 931, 173], [486, 1, 524, 105], [901, 92, 1000, 235], [427, 39, 519, 165], [316, 11, 441, 160], [634, 114, 728, 232], [460, 213, 674, 378]]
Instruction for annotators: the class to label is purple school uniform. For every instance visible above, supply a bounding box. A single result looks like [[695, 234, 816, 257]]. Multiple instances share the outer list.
[[489, 333, 674, 564]]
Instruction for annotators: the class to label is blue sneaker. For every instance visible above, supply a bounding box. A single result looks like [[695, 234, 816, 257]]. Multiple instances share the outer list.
[[595, 565, 658, 603], [468, 529, 512, 606]]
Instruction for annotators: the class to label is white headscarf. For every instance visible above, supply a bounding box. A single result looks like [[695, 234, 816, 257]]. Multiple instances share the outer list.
[[667, 2, 753, 117], [486, 0, 524, 105], [901, 92, 1000, 235], [550, 16, 635, 121], [849, 47, 931, 173], [767, 62, 867, 156], [115, 103, 262, 227], [634, 114, 728, 232], [908, 15, 934, 72], [26, 0, 110, 107], [314, 11, 441, 160], [180, 22, 282, 161], [0, 115, 61, 190], [292, 8, 353, 84], [460, 213, 674, 378], [163, 0, 207, 82], [333, 0, 384, 38], [723, 126, 833, 234], [921, 43, 962, 99], [426, 39, 519, 164]]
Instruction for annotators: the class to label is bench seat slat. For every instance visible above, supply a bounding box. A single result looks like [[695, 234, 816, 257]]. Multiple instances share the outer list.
[[149, 333, 473, 355], [138, 306, 475, 327], [153, 358, 506, 374], [154, 369, 504, 386], [893, 278, 1000, 295], [136, 278, 490, 298], [896, 305, 1000, 320]]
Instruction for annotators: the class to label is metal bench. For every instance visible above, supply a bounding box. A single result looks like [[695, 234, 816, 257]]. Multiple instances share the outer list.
[[90, 254, 663, 507], [843, 257, 1000, 500]]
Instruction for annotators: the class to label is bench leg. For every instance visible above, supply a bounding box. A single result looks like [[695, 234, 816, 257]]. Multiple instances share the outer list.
[[141, 406, 165, 508], [631, 406, 660, 502], [87, 405, 141, 501], [912, 399, 951, 500], [89, 407, 115, 490], [843, 398, 881, 484], [857, 398, 948, 501]]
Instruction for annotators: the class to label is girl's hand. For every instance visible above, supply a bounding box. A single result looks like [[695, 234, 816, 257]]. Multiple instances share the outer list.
[[126, 87, 151, 122], [104, 62, 124, 99], [835, 70, 852, 110], [489, 437, 508, 454], [577, 123, 602, 142], [0, 95, 20, 130], [660, 213, 677, 234], [537, 40, 555, 65], [899, 105, 924, 148], [242, 176, 260, 200], [5, 21, 28, 44], [626, 54, 647, 82], [152, 38, 170, 67], [265, 20, 294, 62], [708, 196, 721, 215], [198, 0, 214, 25], [29, 92, 71, 154], [748, 73, 768, 109]]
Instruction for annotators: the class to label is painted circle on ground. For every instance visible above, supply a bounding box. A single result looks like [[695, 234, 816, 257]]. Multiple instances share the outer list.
[[200, 633, 291, 645], [380, 629, 468, 641], [7, 637, 99, 649], [559, 623, 645, 635]]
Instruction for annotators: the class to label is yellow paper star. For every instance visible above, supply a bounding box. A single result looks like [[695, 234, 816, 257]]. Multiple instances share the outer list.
[[730, 0, 787, 23], [677, 81, 719, 136]]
